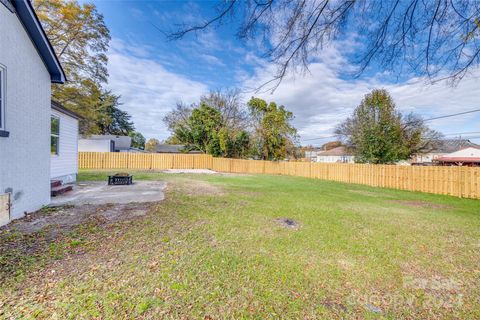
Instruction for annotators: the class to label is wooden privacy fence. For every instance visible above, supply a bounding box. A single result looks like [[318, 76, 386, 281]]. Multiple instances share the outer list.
[[79, 152, 480, 199]]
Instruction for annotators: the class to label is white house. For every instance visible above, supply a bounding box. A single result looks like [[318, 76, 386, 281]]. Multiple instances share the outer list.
[[305, 149, 321, 162], [412, 139, 479, 164], [79, 134, 132, 152], [0, 0, 65, 226], [51, 101, 81, 184], [436, 147, 480, 166], [315, 146, 355, 163]]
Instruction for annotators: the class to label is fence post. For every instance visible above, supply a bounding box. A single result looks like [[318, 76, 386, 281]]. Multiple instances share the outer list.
[[77, 152, 480, 199]]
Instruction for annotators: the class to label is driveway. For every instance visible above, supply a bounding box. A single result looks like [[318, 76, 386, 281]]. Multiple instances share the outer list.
[[51, 181, 167, 206]]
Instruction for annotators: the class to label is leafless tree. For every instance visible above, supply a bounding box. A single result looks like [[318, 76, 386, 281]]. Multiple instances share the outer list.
[[168, 0, 480, 91], [163, 89, 250, 137], [200, 89, 249, 131], [401, 113, 444, 154], [163, 102, 193, 132]]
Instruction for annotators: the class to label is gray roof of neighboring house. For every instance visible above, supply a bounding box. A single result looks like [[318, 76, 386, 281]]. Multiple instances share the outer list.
[[429, 139, 480, 153], [317, 146, 353, 156], [7, 0, 66, 83], [51, 101, 83, 120], [155, 144, 202, 153], [86, 135, 132, 151], [155, 144, 186, 153]]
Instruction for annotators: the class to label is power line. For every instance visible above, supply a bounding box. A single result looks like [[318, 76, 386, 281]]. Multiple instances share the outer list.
[[421, 108, 480, 122], [302, 108, 480, 142], [308, 136, 480, 147], [303, 134, 340, 142], [303, 131, 480, 142], [443, 131, 480, 136]]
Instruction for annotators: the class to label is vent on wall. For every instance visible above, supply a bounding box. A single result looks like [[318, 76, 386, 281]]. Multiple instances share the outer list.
[[0, 193, 10, 226]]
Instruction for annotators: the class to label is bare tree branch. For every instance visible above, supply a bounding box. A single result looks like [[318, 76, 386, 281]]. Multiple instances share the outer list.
[[164, 0, 480, 91], [168, 0, 238, 40]]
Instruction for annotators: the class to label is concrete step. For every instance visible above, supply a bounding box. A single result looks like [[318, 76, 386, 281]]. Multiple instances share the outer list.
[[51, 180, 62, 188], [51, 185, 73, 197]]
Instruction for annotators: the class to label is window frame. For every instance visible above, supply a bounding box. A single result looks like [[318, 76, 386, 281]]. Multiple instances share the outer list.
[[0, 64, 6, 132], [51, 115, 60, 156]]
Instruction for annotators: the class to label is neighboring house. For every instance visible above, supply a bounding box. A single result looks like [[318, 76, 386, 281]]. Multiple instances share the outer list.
[[305, 149, 322, 162], [316, 146, 355, 163], [0, 0, 65, 225], [412, 139, 480, 164], [436, 147, 480, 166], [155, 144, 202, 154], [79, 135, 133, 152], [51, 101, 82, 184]]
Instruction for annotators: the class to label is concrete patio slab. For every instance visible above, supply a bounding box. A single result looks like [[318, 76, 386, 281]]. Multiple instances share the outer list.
[[50, 181, 167, 206]]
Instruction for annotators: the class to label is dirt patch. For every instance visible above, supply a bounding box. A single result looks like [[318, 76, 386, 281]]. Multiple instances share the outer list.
[[175, 179, 225, 196], [161, 169, 251, 177], [321, 299, 348, 312], [388, 200, 451, 210], [0, 202, 154, 280], [276, 218, 300, 229], [163, 169, 218, 174], [348, 189, 392, 198], [5, 203, 152, 237]]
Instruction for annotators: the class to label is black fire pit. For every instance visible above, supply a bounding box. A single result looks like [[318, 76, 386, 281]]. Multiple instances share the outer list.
[[108, 173, 133, 185]]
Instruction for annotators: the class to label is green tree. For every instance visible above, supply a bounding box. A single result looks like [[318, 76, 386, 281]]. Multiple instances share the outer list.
[[247, 97, 298, 160], [165, 95, 252, 158], [164, 135, 183, 145], [129, 132, 146, 150], [95, 92, 135, 135], [233, 131, 250, 158], [335, 89, 442, 164], [34, 0, 111, 133], [145, 138, 159, 152], [175, 103, 223, 156], [217, 128, 250, 158], [200, 89, 248, 131]]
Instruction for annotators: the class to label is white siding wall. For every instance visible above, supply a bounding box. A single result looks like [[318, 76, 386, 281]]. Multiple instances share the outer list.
[[412, 153, 445, 163], [78, 139, 112, 152], [0, 5, 52, 223], [316, 155, 355, 163], [50, 110, 78, 183]]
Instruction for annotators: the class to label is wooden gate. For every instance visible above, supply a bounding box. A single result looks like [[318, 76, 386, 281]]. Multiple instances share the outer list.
[[0, 193, 10, 226]]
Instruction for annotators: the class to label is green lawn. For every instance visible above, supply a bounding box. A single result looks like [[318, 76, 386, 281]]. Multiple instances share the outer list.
[[1, 170, 479, 319]]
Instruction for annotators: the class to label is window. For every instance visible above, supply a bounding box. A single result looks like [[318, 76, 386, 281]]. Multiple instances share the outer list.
[[51, 116, 60, 155], [0, 65, 5, 131]]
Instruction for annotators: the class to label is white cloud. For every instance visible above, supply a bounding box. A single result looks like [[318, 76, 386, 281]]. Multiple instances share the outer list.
[[130, 7, 144, 20], [106, 36, 480, 146], [199, 54, 225, 67], [243, 46, 480, 145], [106, 42, 208, 141]]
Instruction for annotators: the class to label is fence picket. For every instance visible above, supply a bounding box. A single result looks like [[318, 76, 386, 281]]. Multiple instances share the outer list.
[[78, 152, 480, 199]]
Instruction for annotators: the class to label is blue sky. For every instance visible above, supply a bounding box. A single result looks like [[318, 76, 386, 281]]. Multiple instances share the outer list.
[[91, 0, 480, 145]]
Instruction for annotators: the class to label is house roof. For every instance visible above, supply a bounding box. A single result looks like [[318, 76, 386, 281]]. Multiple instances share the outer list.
[[429, 139, 480, 154], [437, 147, 480, 163], [10, 0, 65, 83], [155, 144, 202, 153], [51, 101, 83, 120], [317, 146, 353, 157], [156, 144, 187, 153], [437, 157, 480, 163]]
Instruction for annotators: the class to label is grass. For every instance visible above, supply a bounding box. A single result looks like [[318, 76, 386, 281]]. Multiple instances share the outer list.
[[1, 170, 479, 319]]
